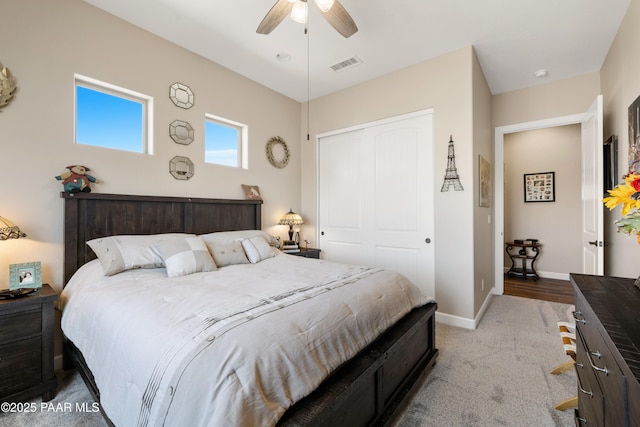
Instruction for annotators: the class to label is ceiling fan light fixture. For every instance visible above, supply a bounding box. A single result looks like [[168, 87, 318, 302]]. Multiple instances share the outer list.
[[314, 0, 335, 12], [290, 1, 308, 24]]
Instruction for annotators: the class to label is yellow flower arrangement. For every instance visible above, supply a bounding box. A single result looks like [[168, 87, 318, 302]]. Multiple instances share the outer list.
[[603, 173, 640, 244]]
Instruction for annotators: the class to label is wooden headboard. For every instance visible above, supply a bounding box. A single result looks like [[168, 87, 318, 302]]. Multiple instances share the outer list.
[[61, 192, 262, 285]]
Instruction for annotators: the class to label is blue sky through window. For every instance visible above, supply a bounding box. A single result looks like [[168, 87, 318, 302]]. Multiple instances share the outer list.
[[76, 85, 144, 153], [205, 120, 239, 167]]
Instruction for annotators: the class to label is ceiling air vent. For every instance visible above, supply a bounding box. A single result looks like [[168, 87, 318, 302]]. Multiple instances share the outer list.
[[329, 56, 363, 72]]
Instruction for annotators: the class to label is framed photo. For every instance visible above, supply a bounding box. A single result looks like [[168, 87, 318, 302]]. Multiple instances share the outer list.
[[524, 172, 555, 203], [241, 184, 262, 201], [479, 155, 491, 207], [9, 262, 42, 290]]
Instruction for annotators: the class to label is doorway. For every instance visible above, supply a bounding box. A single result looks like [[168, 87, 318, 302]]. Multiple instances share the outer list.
[[494, 97, 604, 295]]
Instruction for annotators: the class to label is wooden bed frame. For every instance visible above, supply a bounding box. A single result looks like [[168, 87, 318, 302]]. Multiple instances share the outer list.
[[61, 192, 438, 427]]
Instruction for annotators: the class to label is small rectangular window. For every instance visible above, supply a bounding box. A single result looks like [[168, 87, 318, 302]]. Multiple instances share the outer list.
[[75, 75, 153, 154], [205, 114, 247, 168]]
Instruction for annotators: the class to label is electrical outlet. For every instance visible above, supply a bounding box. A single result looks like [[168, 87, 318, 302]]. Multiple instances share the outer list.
[[482, 279, 485, 291]]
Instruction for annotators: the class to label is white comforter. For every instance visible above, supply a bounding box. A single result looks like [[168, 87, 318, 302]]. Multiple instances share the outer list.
[[60, 253, 432, 427]]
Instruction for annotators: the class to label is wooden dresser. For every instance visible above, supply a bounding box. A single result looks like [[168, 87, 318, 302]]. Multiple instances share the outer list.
[[570, 274, 640, 426], [0, 285, 58, 402]]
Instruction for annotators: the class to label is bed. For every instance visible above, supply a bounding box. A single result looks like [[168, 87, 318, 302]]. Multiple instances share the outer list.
[[60, 192, 438, 427]]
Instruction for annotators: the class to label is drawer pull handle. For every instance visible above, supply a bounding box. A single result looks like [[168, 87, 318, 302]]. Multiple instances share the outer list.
[[587, 350, 609, 375], [577, 374, 593, 398], [573, 311, 587, 324]]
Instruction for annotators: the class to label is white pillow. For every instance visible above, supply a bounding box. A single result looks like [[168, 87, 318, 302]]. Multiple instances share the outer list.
[[208, 241, 250, 267], [241, 236, 276, 264], [87, 233, 193, 276], [154, 236, 217, 277], [200, 230, 279, 249]]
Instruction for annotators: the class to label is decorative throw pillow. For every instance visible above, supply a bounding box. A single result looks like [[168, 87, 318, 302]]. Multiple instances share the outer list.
[[208, 241, 250, 267], [241, 236, 277, 264], [200, 230, 279, 248], [87, 233, 193, 276], [154, 236, 218, 277]]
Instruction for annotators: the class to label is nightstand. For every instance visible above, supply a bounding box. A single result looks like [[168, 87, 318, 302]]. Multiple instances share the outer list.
[[0, 284, 58, 402], [288, 247, 321, 259]]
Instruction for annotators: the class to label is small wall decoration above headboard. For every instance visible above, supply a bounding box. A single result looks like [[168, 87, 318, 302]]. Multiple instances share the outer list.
[[169, 82, 194, 109], [0, 65, 17, 109], [169, 120, 194, 145], [266, 136, 290, 168], [169, 156, 194, 180]]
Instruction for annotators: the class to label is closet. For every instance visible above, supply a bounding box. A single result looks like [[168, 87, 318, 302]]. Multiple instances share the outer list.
[[317, 110, 435, 297]]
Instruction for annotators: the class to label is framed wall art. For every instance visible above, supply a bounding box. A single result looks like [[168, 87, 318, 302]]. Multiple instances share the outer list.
[[9, 261, 42, 290], [629, 95, 640, 174], [604, 135, 618, 192], [479, 155, 491, 207], [524, 172, 555, 203]]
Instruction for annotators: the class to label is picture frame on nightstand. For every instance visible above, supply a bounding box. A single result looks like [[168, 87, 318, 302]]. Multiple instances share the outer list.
[[9, 261, 42, 290]]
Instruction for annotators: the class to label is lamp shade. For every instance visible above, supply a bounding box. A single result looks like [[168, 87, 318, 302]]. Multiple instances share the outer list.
[[278, 209, 304, 226], [0, 216, 26, 240]]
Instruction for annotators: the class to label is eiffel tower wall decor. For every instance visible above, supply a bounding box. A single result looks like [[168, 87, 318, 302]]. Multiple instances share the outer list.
[[441, 135, 464, 191]]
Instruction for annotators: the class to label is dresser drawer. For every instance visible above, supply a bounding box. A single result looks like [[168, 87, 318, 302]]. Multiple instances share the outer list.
[[575, 336, 604, 427], [0, 336, 42, 396], [0, 308, 41, 343]]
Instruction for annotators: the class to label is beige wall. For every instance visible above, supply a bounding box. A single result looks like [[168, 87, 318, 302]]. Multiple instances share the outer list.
[[0, 0, 302, 296], [303, 47, 489, 323], [504, 125, 582, 277], [600, 0, 640, 278], [493, 72, 600, 128], [472, 51, 494, 314]]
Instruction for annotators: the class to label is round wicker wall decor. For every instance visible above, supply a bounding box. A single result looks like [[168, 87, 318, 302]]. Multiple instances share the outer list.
[[266, 136, 290, 169]]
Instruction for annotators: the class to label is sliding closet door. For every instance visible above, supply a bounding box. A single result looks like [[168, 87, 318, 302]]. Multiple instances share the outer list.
[[318, 111, 434, 297]]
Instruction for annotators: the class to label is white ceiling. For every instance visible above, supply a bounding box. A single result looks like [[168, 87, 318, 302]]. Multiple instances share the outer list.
[[83, 0, 630, 103]]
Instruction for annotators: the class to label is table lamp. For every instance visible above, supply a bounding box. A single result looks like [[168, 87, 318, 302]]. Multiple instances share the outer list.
[[278, 209, 304, 241], [0, 216, 26, 240]]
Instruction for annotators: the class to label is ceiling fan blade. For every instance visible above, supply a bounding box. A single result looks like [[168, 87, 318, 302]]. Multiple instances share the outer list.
[[319, 0, 358, 38], [257, 0, 295, 35]]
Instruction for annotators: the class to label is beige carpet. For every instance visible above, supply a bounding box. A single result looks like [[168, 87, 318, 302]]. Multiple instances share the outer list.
[[1, 295, 576, 426], [393, 295, 576, 427]]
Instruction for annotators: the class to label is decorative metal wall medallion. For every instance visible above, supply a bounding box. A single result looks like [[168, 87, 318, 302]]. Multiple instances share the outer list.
[[0, 65, 17, 109], [169, 156, 194, 180], [266, 136, 290, 169], [169, 120, 194, 145], [169, 83, 194, 109]]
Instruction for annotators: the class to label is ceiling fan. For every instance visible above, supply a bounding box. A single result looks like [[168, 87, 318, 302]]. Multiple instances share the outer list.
[[257, 0, 358, 38]]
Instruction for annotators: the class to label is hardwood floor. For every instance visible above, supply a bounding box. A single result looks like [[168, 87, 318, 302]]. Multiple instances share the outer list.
[[503, 275, 575, 305]]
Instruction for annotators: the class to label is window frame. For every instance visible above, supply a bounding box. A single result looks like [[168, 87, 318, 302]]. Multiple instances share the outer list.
[[74, 74, 154, 154], [204, 113, 248, 169]]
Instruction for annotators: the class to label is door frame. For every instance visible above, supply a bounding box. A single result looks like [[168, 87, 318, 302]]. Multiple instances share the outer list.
[[494, 113, 586, 295]]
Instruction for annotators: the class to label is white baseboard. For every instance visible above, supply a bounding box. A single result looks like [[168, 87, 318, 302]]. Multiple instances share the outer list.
[[435, 291, 493, 330], [536, 271, 570, 281], [503, 268, 570, 281]]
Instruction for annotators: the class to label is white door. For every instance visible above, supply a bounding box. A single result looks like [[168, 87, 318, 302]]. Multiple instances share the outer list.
[[318, 111, 435, 297], [581, 95, 604, 275]]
